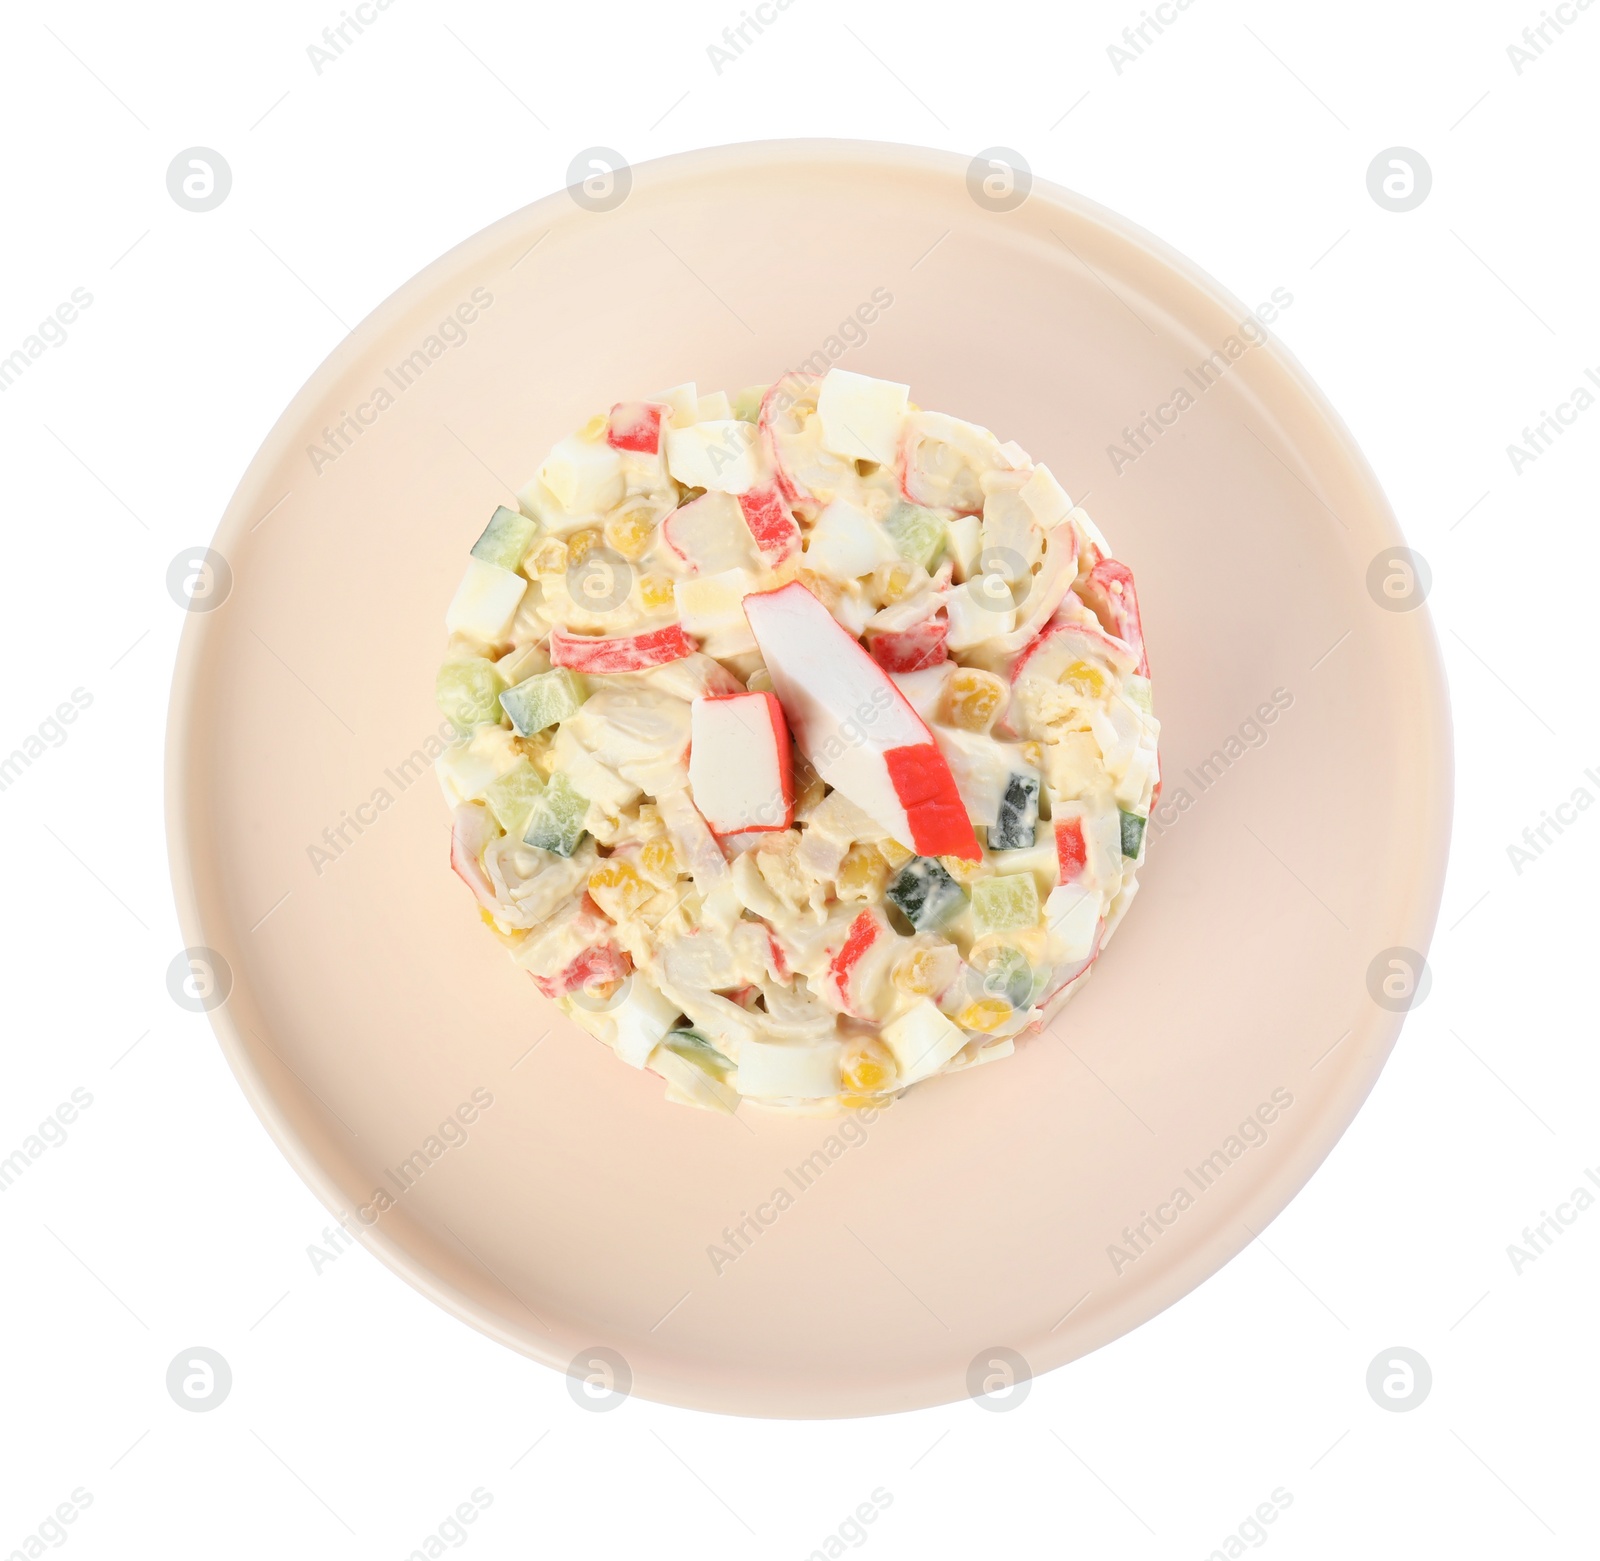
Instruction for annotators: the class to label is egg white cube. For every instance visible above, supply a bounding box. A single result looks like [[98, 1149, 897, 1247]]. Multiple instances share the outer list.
[[445, 557, 527, 643], [435, 725, 523, 807], [945, 514, 983, 581], [674, 569, 758, 655], [944, 585, 1015, 650], [1067, 504, 1110, 558], [654, 382, 698, 424], [1115, 739, 1160, 812], [1020, 464, 1073, 528], [1053, 799, 1125, 890], [551, 725, 642, 814], [931, 725, 1034, 827], [695, 389, 732, 422], [1046, 883, 1102, 963], [572, 976, 683, 1068], [539, 435, 624, 515], [665, 420, 762, 493], [736, 1037, 843, 1099], [889, 665, 955, 722], [803, 499, 898, 580], [817, 369, 909, 465], [882, 999, 967, 1086]]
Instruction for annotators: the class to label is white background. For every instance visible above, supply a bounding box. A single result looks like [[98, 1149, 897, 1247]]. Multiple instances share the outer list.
[[2, 0, 1596, 1556]]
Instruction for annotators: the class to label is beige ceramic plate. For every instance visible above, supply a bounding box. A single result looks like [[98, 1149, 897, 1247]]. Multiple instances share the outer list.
[[166, 140, 1451, 1418]]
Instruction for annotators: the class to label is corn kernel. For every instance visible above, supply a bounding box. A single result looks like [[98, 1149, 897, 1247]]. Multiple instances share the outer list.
[[1062, 659, 1108, 700], [940, 853, 987, 885], [638, 572, 675, 611], [956, 997, 1013, 1033], [530, 537, 568, 577], [796, 770, 827, 814], [837, 843, 888, 901], [1021, 740, 1043, 770], [893, 946, 942, 995], [579, 413, 608, 442], [879, 838, 914, 870], [605, 507, 656, 561], [587, 859, 653, 919], [943, 667, 1007, 732], [875, 561, 915, 603], [638, 837, 680, 888], [798, 568, 842, 611], [514, 730, 557, 777], [840, 1037, 897, 1100], [567, 528, 602, 567], [767, 555, 803, 590]]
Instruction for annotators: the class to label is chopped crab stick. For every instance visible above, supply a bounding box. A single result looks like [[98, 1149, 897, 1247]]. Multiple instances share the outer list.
[[533, 940, 631, 1000], [736, 483, 802, 566], [742, 581, 982, 860], [656, 787, 734, 901], [448, 803, 500, 912], [758, 373, 820, 506], [867, 617, 948, 673], [1010, 616, 1138, 685], [549, 624, 697, 674], [606, 400, 667, 453], [1055, 815, 1088, 883], [826, 908, 893, 1018], [689, 692, 794, 834], [1079, 558, 1150, 676]]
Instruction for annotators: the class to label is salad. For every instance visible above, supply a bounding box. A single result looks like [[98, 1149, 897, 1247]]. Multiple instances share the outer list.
[[435, 369, 1158, 1114]]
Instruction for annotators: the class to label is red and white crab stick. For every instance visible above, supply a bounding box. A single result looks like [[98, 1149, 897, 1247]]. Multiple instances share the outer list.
[[688, 691, 795, 835], [549, 624, 697, 674], [742, 581, 982, 860]]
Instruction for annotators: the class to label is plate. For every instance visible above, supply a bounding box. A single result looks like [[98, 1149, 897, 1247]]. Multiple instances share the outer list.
[[166, 140, 1451, 1417]]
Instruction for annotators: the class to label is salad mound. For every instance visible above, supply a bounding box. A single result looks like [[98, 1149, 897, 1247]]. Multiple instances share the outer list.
[[435, 369, 1159, 1115]]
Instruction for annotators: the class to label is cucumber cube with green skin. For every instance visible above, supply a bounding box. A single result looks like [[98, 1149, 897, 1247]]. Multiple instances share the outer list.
[[883, 501, 947, 570], [885, 856, 966, 931], [989, 773, 1039, 851], [971, 873, 1041, 936], [1119, 810, 1146, 858], [731, 385, 767, 423], [471, 506, 538, 571], [482, 759, 545, 836], [971, 944, 1033, 1011], [436, 658, 506, 733], [500, 668, 586, 736], [664, 1028, 734, 1079], [522, 771, 588, 856]]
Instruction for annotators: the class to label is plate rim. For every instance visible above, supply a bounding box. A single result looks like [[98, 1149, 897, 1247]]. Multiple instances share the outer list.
[[164, 136, 1454, 1418]]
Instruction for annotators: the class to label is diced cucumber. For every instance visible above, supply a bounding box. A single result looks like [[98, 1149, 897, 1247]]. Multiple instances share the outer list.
[[989, 772, 1040, 851], [1119, 809, 1146, 858], [471, 505, 538, 571], [883, 501, 947, 570], [482, 758, 545, 836], [522, 771, 588, 856], [436, 657, 506, 733], [664, 1028, 735, 1079], [971, 873, 1041, 936], [500, 668, 586, 736], [971, 945, 1033, 1011], [731, 385, 767, 423], [885, 856, 966, 931]]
